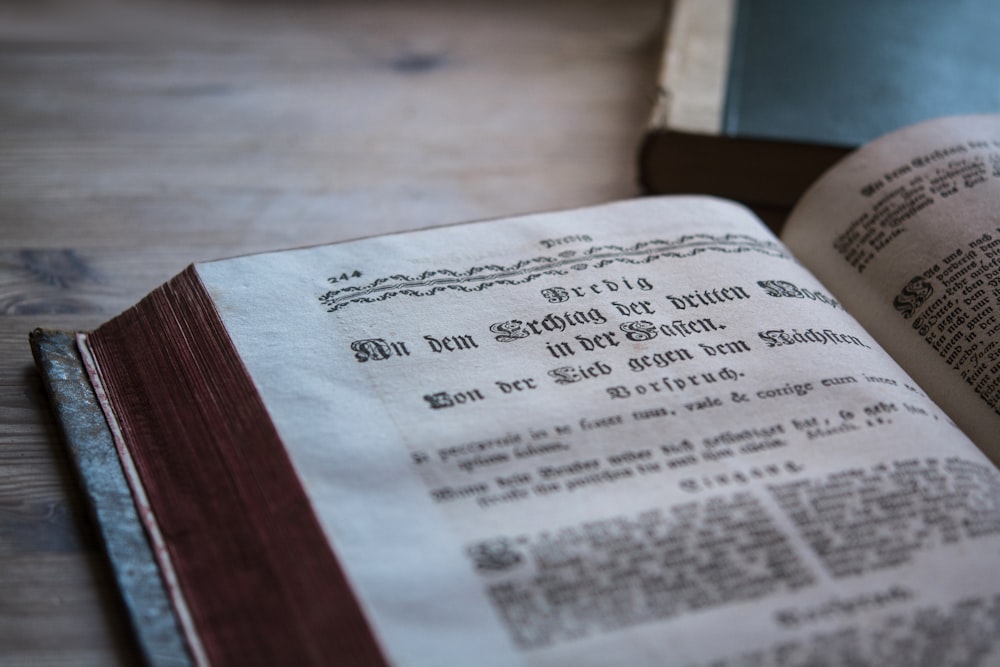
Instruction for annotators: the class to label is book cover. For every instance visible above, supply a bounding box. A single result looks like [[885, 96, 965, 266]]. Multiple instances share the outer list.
[[640, 0, 1000, 207]]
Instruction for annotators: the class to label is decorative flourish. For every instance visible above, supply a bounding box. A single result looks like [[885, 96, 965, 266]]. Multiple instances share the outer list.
[[318, 234, 789, 312], [893, 276, 935, 318]]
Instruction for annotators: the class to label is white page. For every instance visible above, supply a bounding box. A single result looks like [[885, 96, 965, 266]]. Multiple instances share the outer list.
[[199, 197, 1000, 666], [783, 115, 1000, 458]]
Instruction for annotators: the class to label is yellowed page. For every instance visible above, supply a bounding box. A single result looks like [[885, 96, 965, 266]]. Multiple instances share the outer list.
[[198, 197, 1000, 666], [783, 115, 1000, 459]]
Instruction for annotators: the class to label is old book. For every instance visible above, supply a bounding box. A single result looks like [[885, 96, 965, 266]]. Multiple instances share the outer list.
[[33, 115, 1000, 666], [640, 0, 1000, 208]]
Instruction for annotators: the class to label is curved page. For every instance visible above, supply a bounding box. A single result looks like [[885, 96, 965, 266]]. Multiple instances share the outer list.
[[197, 197, 999, 666], [783, 115, 1000, 458]]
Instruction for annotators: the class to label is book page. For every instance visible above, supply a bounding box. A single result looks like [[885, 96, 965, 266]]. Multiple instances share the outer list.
[[198, 197, 1000, 666], [783, 115, 1000, 459]]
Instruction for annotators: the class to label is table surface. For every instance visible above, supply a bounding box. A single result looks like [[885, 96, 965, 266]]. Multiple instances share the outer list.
[[0, 0, 665, 663]]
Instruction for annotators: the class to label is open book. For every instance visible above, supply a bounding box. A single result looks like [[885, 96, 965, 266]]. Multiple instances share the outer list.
[[32, 115, 1000, 666]]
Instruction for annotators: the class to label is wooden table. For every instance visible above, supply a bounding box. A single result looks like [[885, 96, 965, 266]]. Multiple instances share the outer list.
[[0, 1, 664, 663]]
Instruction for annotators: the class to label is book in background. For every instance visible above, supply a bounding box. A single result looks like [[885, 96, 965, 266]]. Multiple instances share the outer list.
[[640, 0, 1000, 210]]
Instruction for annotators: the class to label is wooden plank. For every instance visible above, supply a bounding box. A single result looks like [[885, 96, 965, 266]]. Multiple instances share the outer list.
[[0, 1, 660, 250], [0, 0, 664, 663]]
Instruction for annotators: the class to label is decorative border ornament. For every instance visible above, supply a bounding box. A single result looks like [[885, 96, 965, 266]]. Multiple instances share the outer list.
[[319, 234, 789, 312]]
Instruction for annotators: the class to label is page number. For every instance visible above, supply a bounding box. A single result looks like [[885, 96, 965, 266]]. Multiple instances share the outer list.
[[328, 270, 363, 284]]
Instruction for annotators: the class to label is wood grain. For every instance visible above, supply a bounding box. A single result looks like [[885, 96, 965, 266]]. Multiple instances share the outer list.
[[0, 0, 664, 663]]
